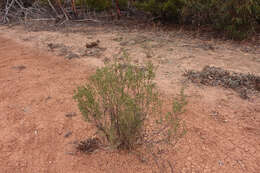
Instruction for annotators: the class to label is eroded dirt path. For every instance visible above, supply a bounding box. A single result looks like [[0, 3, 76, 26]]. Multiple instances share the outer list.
[[0, 25, 260, 173]]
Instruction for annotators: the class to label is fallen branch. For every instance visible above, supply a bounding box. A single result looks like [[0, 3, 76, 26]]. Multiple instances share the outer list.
[[56, 0, 70, 20], [47, 0, 59, 17], [71, 18, 100, 23], [2, 0, 16, 23], [30, 18, 56, 21]]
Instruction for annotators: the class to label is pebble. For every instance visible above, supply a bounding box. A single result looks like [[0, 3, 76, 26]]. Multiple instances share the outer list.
[[218, 160, 224, 166], [64, 131, 72, 138], [65, 112, 77, 118], [65, 52, 80, 60]]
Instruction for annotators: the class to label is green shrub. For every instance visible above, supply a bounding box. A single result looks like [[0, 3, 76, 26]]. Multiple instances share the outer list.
[[136, 0, 259, 39], [74, 0, 128, 11], [182, 0, 259, 39], [135, 0, 184, 22], [181, 0, 215, 25], [213, 0, 259, 39], [74, 58, 186, 150], [0, 1, 4, 8], [118, 0, 129, 10], [162, 0, 184, 21], [82, 0, 112, 11]]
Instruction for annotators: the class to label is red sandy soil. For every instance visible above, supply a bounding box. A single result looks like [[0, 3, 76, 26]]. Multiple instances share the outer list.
[[0, 25, 260, 173]]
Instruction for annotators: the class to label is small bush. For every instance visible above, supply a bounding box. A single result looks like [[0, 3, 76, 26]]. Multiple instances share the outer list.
[[82, 0, 112, 11], [75, 0, 128, 11], [135, 0, 184, 22], [74, 58, 186, 150]]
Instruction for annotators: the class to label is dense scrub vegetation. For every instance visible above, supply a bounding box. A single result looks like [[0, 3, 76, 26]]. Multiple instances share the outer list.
[[1, 0, 259, 39], [136, 0, 259, 39]]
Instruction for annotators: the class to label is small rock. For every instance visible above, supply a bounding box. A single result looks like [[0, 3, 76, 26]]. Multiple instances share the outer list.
[[256, 79, 260, 91], [65, 53, 80, 60], [58, 47, 68, 56], [129, 40, 136, 45], [23, 107, 30, 113], [85, 49, 101, 57], [120, 41, 128, 46], [45, 96, 51, 102], [65, 152, 76, 155], [159, 58, 170, 64], [68, 140, 79, 145], [78, 48, 87, 56], [103, 57, 110, 63], [133, 59, 139, 63], [47, 43, 62, 50], [86, 40, 100, 48], [218, 160, 224, 166], [113, 37, 123, 42], [12, 65, 26, 71], [22, 37, 31, 41], [255, 105, 260, 112], [203, 44, 215, 51], [64, 131, 72, 138], [211, 111, 219, 117], [65, 112, 77, 118]]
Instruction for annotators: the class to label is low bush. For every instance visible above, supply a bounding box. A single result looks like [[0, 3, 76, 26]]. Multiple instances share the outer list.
[[74, 0, 129, 11], [80, 0, 112, 11], [135, 0, 184, 22], [74, 58, 186, 150]]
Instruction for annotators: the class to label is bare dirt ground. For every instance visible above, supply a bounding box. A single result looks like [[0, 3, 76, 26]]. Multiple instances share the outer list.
[[0, 23, 260, 173]]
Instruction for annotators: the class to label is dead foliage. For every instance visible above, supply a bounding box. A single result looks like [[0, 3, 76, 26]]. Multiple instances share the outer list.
[[185, 66, 260, 99], [86, 40, 100, 48], [76, 137, 101, 154]]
